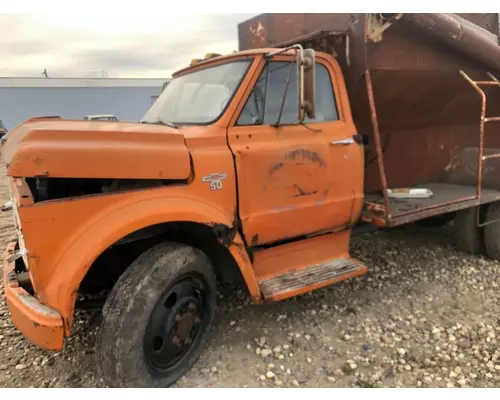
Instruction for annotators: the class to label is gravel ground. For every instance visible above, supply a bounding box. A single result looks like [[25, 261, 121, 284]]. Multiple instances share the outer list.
[[1, 164, 500, 388]]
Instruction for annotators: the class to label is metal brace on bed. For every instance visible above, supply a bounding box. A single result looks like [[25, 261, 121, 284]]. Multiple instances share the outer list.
[[460, 70, 500, 227]]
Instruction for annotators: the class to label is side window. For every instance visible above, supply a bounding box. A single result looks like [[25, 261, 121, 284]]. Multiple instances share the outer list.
[[236, 64, 270, 125], [237, 61, 339, 126]]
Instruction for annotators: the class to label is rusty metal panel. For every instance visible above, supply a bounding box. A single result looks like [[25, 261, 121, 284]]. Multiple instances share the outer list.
[[400, 14, 500, 72], [238, 13, 351, 51], [358, 14, 500, 195], [363, 122, 500, 194], [456, 13, 500, 38], [440, 147, 500, 191]]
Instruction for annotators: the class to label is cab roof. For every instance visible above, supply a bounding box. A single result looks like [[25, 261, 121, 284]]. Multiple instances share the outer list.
[[172, 48, 299, 78]]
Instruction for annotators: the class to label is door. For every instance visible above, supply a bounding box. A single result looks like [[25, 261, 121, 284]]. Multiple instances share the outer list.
[[228, 57, 360, 247]]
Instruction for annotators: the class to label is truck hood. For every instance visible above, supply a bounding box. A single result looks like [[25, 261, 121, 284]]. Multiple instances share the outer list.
[[0, 118, 191, 180]]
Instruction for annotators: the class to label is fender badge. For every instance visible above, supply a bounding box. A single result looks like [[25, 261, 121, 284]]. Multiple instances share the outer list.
[[202, 173, 228, 191]]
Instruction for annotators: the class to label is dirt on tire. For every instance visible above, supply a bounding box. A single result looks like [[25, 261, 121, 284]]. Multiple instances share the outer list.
[[97, 242, 216, 388]]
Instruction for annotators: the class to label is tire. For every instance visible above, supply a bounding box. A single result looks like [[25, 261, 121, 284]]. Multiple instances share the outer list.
[[484, 202, 500, 261], [96, 242, 217, 388], [454, 206, 484, 255]]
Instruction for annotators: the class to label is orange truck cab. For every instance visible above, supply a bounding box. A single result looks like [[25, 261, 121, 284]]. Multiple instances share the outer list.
[[3, 13, 500, 388], [1, 47, 366, 387]]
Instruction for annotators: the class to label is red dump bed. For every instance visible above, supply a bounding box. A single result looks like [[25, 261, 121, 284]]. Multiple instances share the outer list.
[[238, 13, 500, 226]]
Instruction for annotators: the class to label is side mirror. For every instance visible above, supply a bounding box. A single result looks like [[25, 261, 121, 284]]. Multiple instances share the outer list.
[[297, 48, 316, 122]]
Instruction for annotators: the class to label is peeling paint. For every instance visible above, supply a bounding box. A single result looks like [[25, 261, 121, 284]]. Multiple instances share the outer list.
[[268, 162, 284, 175], [285, 149, 327, 168], [211, 223, 237, 247], [292, 184, 318, 198]]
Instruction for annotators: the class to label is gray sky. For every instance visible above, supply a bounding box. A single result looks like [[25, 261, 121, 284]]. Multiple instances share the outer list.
[[0, 13, 257, 78]]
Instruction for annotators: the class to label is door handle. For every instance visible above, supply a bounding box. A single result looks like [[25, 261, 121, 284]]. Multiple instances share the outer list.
[[331, 138, 354, 146]]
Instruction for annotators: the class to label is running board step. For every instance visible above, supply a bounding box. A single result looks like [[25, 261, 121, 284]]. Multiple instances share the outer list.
[[258, 257, 368, 301]]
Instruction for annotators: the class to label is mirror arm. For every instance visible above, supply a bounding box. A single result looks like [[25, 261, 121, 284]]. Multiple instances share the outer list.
[[265, 44, 304, 59]]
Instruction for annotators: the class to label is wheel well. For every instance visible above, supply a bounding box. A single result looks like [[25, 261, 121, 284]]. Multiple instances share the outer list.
[[78, 221, 247, 301]]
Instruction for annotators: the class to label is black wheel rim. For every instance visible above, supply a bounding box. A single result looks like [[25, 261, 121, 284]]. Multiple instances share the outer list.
[[144, 274, 208, 373]]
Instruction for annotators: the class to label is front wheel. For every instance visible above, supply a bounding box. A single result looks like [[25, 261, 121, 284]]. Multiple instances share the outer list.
[[96, 242, 216, 388]]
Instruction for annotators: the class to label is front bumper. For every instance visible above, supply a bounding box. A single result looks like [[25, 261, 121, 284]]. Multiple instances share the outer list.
[[2, 241, 64, 350]]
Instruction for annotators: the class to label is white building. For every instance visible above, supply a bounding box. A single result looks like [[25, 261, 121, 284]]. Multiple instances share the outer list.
[[0, 77, 170, 130]]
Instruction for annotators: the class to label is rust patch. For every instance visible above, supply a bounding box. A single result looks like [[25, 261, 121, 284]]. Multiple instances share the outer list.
[[211, 223, 237, 247], [285, 149, 327, 168], [292, 184, 318, 198], [259, 257, 368, 301], [366, 202, 386, 215], [233, 241, 251, 263], [210, 210, 240, 248]]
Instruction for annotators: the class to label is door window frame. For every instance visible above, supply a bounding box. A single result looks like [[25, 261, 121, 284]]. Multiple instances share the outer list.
[[227, 53, 349, 128]]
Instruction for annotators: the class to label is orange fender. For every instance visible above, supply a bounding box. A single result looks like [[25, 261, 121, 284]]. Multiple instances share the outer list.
[[38, 196, 260, 334]]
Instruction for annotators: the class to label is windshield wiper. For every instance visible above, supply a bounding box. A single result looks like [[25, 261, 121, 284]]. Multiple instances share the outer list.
[[140, 119, 178, 129]]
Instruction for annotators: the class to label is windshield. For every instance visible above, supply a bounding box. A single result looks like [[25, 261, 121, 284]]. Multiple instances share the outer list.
[[141, 60, 251, 125]]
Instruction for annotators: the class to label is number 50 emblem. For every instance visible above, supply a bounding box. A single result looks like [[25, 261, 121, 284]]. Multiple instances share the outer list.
[[202, 173, 228, 191]]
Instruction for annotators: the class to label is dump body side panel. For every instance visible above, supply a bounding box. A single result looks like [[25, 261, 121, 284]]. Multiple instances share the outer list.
[[362, 15, 500, 193]]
